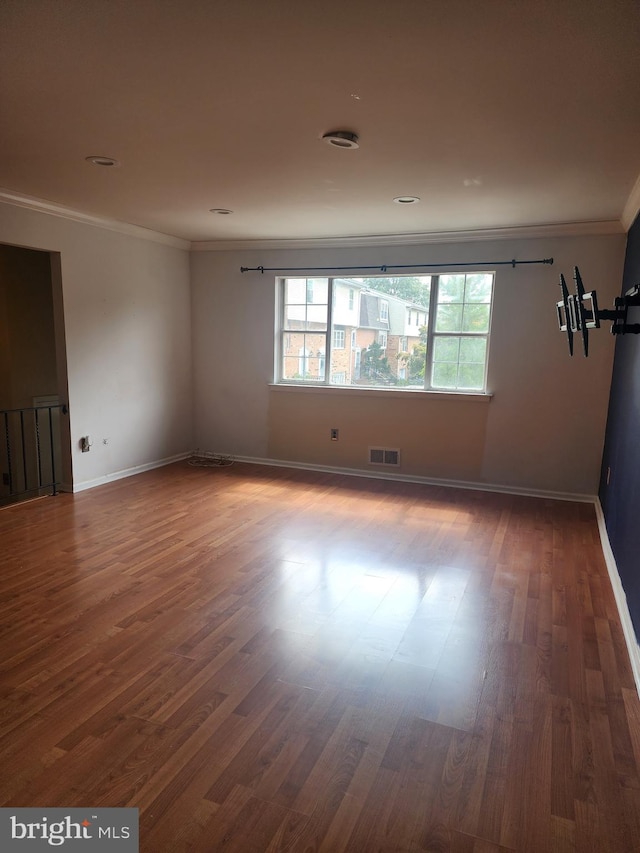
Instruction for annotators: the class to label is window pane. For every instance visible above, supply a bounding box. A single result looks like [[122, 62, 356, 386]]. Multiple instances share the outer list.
[[432, 362, 458, 388], [306, 278, 329, 303], [284, 279, 307, 303], [283, 278, 328, 332], [459, 337, 487, 363], [328, 275, 431, 387], [457, 363, 485, 389], [359, 341, 394, 386], [281, 332, 326, 381], [438, 275, 465, 303], [433, 336, 460, 363], [435, 303, 463, 332], [464, 274, 493, 303], [283, 304, 328, 331], [462, 303, 490, 332]]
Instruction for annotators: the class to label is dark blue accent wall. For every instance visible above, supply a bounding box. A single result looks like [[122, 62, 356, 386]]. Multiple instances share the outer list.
[[599, 212, 640, 641]]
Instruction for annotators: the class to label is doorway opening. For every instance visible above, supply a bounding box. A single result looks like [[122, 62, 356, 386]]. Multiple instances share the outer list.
[[0, 244, 71, 505]]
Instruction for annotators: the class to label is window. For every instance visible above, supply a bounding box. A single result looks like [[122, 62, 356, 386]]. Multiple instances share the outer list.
[[281, 278, 328, 383], [429, 273, 493, 390], [348, 289, 355, 310], [277, 273, 493, 391]]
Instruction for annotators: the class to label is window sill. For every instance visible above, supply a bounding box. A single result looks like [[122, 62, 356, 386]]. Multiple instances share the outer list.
[[269, 383, 493, 403]]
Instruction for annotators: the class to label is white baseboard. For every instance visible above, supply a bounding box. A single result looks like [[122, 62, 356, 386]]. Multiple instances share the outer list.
[[223, 453, 595, 503], [595, 499, 640, 698], [72, 452, 190, 493]]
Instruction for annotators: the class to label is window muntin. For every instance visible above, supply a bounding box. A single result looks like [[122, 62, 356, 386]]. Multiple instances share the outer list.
[[278, 273, 493, 391]]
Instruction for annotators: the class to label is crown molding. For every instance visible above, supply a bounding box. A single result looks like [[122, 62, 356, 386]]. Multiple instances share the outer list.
[[0, 188, 626, 251], [622, 174, 640, 231], [0, 189, 191, 250], [190, 220, 624, 252]]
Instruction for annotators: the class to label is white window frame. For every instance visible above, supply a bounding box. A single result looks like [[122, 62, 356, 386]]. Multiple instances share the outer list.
[[333, 329, 345, 349], [276, 274, 493, 393]]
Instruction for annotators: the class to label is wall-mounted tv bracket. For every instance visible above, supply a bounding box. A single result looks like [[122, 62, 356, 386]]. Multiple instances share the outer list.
[[556, 266, 640, 356]]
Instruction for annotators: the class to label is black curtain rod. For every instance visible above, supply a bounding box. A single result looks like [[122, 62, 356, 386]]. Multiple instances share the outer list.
[[240, 258, 554, 273]]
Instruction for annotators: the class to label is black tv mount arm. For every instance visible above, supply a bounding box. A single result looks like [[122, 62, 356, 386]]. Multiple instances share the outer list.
[[556, 266, 640, 356]]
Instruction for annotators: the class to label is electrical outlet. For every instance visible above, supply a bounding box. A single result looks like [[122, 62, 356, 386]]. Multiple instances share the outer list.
[[330, 428, 339, 441], [80, 436, 91, 452]]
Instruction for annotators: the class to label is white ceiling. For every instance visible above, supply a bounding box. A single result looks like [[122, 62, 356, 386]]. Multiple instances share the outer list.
[[1, 0, 639, 244]]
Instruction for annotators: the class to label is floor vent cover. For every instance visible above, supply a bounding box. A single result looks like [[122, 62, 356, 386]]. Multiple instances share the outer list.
[[368, 447, 401, 467]]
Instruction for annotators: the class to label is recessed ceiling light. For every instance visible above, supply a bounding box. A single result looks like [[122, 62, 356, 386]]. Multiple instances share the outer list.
[[393, 196, 420, 205], [85, 156, 120, 167], [322, 131, 360, 149], [209, 208, 233, 214]]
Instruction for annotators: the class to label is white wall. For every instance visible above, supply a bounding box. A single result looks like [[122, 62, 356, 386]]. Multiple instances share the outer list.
[[0, 203, 193, 490], [191, 232, 625, 497]]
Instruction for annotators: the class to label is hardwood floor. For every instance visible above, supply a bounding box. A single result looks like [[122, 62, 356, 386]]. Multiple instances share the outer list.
[[1, 461, 639, 852]]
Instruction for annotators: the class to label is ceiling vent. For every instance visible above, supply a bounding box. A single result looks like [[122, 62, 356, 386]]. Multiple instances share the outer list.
[[322, 131, 359, 149]]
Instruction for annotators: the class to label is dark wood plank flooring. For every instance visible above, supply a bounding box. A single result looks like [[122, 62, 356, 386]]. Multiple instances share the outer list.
[[1, 461, 639, 852]]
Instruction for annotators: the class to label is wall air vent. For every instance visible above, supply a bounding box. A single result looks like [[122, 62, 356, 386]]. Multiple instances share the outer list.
[[368, 447, 400, 467]]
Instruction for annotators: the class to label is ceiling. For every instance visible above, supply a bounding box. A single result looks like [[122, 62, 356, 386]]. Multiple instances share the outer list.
[[1, 0, 639, 245]]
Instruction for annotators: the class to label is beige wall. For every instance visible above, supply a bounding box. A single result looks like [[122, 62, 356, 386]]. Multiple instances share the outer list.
[[191, 232, 625, 496], [0, 203, 193, 490], [268, 387, 490, 482]]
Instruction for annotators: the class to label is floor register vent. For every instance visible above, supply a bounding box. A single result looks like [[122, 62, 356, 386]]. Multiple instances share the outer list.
[[368, 447, 401, 467]]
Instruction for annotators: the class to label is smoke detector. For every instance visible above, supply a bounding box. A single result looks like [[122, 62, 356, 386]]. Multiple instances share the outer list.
[[322, 131, 360, 149]]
